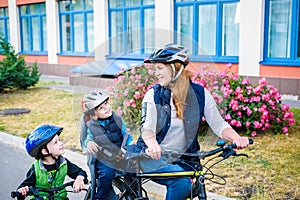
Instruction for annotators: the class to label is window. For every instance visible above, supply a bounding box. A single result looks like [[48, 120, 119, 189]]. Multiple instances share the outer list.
[[263, 0, 300, 65], [19, 3, 46, 54], [59, 0, 94, 55], [0, 7, 9, 42], [174, 0, 240, 62], [108, 0, 155, 58]]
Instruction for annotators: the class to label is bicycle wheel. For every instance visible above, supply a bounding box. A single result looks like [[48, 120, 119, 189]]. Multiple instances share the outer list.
[[112, 177, 136, 200]]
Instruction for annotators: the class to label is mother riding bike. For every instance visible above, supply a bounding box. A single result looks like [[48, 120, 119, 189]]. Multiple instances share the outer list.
[[129, 44, 250, 200]]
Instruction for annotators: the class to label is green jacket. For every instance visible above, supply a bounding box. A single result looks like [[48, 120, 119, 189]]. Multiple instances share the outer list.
[[32, 157, 68, 199]]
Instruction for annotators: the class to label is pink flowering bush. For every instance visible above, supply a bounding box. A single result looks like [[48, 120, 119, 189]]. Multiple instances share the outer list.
[[109, 62, 295, 137], [108, 64, 157, 134], [191, 63, 295, 136]]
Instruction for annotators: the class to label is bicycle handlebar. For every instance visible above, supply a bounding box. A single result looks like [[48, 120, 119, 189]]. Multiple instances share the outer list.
[[11, 181, 74, 199], [125, 138, 253, 160]]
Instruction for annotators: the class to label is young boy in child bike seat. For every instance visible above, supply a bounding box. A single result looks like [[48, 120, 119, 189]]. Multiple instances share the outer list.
[[16, 124, 88, 200], [81, 91, 134, 200]]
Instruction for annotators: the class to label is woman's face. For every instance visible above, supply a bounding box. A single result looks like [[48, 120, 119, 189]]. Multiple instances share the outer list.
[[153, 63, 172, 86]]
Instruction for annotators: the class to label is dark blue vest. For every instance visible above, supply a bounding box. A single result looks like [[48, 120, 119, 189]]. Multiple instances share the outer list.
[[135, 81, 205, 153], [87, 112, 123, 154]]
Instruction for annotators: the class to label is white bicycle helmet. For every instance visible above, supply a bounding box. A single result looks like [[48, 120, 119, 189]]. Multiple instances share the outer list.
[[144, 44, 190, 66], [83, 91, 109, 114], [145, 44, 190, 82]]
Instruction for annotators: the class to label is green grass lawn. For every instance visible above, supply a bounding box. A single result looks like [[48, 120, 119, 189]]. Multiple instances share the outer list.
[[0, 86, 299, 199]]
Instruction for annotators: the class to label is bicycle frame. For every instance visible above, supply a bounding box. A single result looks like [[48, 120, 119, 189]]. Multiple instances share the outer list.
[[113, 165, 208, 200], [113, 139, 253, 200]]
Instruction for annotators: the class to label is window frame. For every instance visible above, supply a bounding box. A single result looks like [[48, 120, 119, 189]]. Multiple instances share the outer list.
[[261, 0, 300, 66], [107, 0, 155, 60], [0, 7, 9, 42], [58, 0, 94, 56], [174, 0, 240, 63], [19, 3, 47, 55]]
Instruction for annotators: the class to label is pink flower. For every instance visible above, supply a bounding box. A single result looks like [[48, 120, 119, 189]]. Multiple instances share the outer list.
[[282, 104, 290, 111], [246, 121, 251, 128], [253, 86, 262, 95], [254, 121, 261, 129], [251, 131, 257, 137], [283, 126, 289, 134], [134, 91, 141, 99], [242, 78, 249, 85], [225, 114, 231, 121], [116, 107, 123, 115], [230, 119, 238, 126], [123, 89, 129, 97], [259, 77, 267, 86]]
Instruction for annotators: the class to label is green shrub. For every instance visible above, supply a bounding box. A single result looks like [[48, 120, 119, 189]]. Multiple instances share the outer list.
[[0, 35, 40, 92]]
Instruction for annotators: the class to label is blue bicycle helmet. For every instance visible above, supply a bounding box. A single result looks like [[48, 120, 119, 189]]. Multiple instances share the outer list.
[[144, 44, 190, 66], [25, 124, 63, 158]]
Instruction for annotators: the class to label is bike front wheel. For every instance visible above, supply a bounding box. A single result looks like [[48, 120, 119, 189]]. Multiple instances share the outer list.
[[113, 177, 136, 200]]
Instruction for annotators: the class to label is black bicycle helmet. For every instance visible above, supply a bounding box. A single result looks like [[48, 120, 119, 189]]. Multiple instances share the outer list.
[[144, 44, 190, 66], [25, 124, 63, 158]]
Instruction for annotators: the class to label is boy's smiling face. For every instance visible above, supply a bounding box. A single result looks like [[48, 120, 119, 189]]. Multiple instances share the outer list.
[[94, 100, 112, 119]]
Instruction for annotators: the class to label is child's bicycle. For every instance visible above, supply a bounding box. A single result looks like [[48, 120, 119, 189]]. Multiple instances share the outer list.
[[111, 138, 253, 200], [11, 180, 88, 200]]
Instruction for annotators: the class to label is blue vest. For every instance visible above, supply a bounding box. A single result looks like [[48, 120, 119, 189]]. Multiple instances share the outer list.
[[136, 81, 205, 153]]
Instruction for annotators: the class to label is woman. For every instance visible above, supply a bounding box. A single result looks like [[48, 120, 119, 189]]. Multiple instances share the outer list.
[[134, 44, 250, 200]]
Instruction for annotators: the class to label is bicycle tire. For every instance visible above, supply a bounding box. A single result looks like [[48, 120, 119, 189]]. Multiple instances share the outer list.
[[112, 178, 136, 200]]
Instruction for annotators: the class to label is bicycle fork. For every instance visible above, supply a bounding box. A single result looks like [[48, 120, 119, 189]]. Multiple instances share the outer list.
[[198, 176, 207, 200]]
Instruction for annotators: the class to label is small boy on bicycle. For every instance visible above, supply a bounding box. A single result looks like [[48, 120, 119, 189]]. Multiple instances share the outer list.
[[16, 124, 88, 200], [81, 91, 134, 200]]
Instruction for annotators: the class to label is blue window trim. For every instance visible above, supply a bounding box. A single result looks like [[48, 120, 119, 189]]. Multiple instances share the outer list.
[[58, 0, 94, 56], [19, 3, 47, 54], [262, 0, 300, 66], [108, 0, 155, 57], [0, 7, 9, 41], [174, 0, 240, 63]]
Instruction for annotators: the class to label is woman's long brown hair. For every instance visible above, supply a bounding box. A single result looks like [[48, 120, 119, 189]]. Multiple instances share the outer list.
[[168, 62, 191, 119]]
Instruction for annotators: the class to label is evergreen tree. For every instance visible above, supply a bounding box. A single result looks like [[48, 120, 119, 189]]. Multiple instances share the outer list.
[[0, 35, 40, 91]]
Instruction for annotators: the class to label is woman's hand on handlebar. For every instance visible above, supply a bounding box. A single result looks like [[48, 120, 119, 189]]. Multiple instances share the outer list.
[[232, 136, 250, 149], [145, 144, 162, 160]]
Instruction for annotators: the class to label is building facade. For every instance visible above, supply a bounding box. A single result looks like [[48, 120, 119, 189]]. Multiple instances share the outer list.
[[0, 0, 300, 95]]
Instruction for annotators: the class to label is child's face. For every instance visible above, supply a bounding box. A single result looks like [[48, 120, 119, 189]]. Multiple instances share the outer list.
[[46, 134, 65, 159], [94, 100, 112, 119]]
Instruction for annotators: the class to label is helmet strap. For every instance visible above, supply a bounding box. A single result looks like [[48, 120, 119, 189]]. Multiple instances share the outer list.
[[42, 146, 57, 160], [170, 63, 184, 83]]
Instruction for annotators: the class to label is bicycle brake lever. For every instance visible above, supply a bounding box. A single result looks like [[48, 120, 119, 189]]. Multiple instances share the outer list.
[[235, 153, 249, 158]]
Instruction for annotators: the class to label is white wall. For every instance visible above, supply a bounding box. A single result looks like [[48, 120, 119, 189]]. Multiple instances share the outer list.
[[154, 0, 173, 48], [238, 0, 265, 76], [46, 0, 59, 64], [94, 0, 108, 61], [8, 0, 20, 53]]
